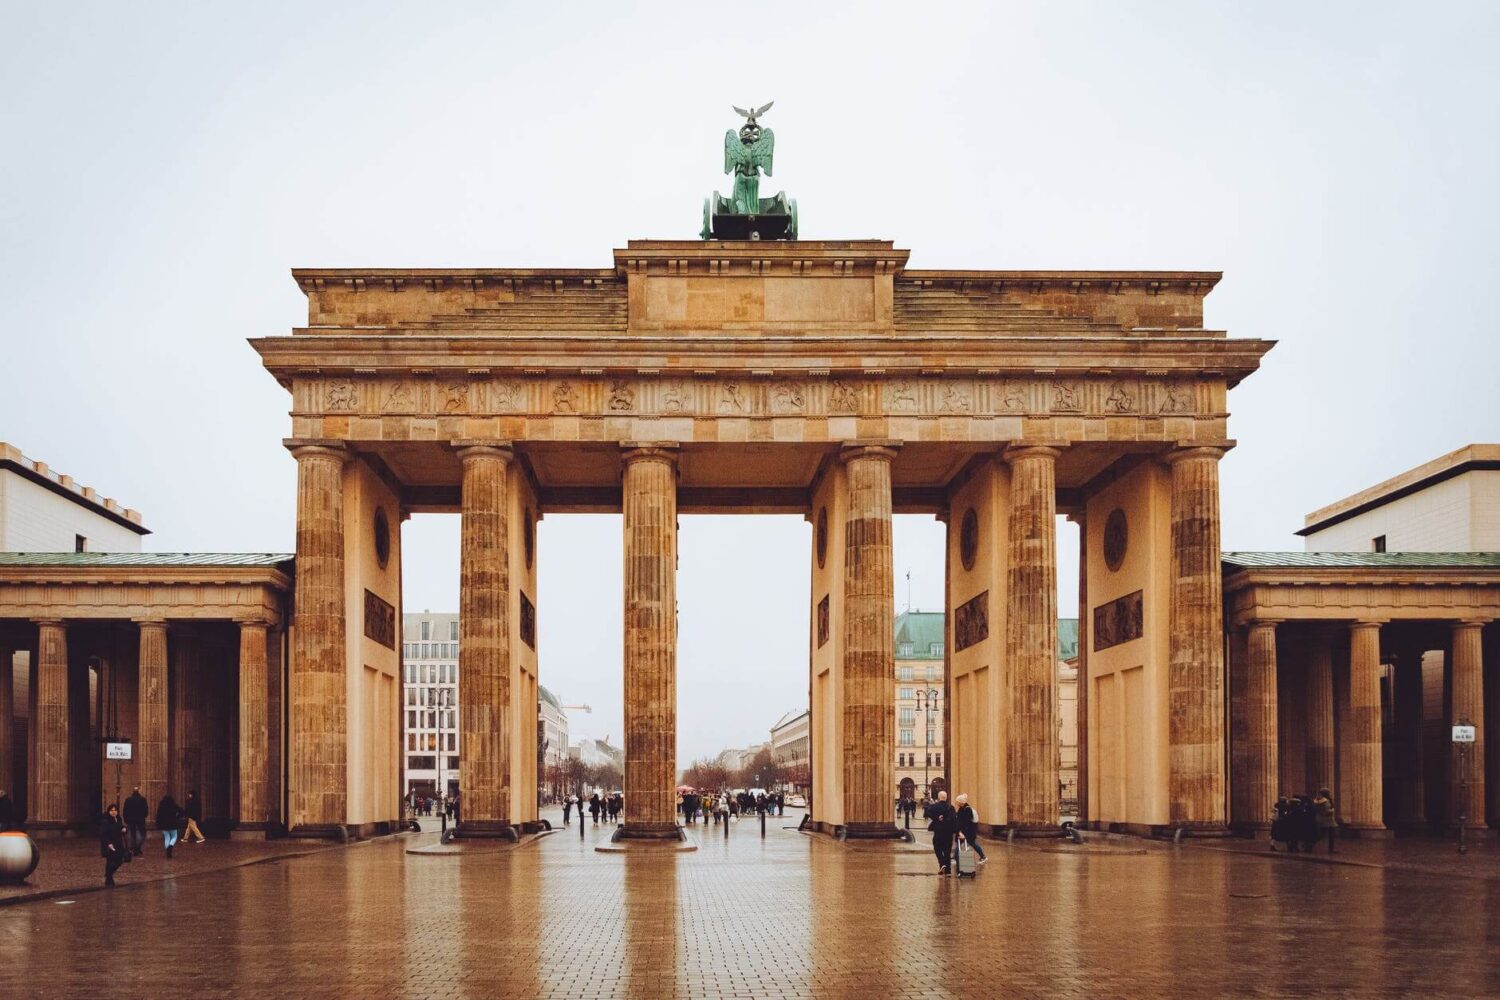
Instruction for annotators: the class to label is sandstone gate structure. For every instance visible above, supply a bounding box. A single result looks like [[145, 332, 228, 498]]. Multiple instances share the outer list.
[[252, 240, 1271, 839]]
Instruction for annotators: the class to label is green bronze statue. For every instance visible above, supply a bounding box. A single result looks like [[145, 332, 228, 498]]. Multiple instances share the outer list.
[[702, 102, 798, 240]]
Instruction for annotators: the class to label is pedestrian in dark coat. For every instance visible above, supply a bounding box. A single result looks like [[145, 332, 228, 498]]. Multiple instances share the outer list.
[[100, 804, 127, 886], [1312, 788, 1338, 854], [0, 788, 14, 831], [156, 795, 181, 857], [924, 791, 957, 874], [1293, 795, 1319, 852], [589, 793, 601, 824], [122, 786, 149, 856]]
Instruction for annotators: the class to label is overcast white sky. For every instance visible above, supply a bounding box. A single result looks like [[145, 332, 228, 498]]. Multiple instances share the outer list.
[[3, 2, 1496, 763]]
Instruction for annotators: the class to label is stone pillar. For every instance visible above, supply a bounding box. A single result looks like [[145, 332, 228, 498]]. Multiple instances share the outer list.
[[31, 620, 69, 829], [455, 442, 514, 837], [171, 633, 201, 803], [1304, 632, 1336, 800], [1166, 446, 1228, 829], [1345, 621, 1386, 832], [136, 620, 169, 817], [287, 442, 349, 835], [0, 637, 13, 805], [1243, 620, 1279, 829], [1392, 642, 1426, 826], [1450, 619, 1487, 830], [1003, 445, 1060, 829], [1073, 512, 1089, 827], [621, 444, 679, 837], [237, 619, 270, 830]]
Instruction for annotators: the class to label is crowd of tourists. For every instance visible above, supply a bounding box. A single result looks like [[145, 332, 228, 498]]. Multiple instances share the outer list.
[[562, 791, 623, 825], [1269, 788, 1339, 854], [409, 792, 459, 820], [98, 785, 210, 887], [679, 789, 787, 824]]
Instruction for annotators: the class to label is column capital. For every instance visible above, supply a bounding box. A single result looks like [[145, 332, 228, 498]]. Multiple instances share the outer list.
[[1001, 443, 1063, 464], [1165, 443, 1232, 465], [283, 439, 350, 463], [621, 442, 680, 467], [1246, 618, 1283, 630], [233, 616, 274, 630], [839, 440, 900, 464], [32, 618, 66, 629], [453, 441, 515, 464], [1350, 619, 1387, 632], [133, 618, 169, 629], [1453, 617, 1493, 629]]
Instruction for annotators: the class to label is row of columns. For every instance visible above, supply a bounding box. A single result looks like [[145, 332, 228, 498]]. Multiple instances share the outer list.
[[0, 618, 278, 831], [1237, 618, 1490, 831]]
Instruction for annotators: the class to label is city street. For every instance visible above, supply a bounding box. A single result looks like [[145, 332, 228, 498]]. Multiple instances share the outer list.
[[1, 809, 1496, 998]]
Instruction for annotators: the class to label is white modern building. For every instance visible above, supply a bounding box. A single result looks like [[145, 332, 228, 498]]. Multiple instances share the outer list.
[[769, 709, 809, 793], [0, 442, 147, 552], [1300, 444, 1500, 552]]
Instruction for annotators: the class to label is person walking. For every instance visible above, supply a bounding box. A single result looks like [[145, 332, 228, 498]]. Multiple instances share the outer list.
[[563, 795, 573, 826], [122, 786, 149, 857], [1313, 787, 1338, 854], [156, 794, 181, 858], [924, 790, 957, 875], [953, 793, 987, 864], [100, 803, 128, 887], [182, 791, 207, 844], [589, 792, 601, 824]]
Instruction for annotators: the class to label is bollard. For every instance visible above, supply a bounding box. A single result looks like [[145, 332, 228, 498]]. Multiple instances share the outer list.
[[580, 814, 585, 840], [760, 810, 766, 838], [724, 813, 729, 839]]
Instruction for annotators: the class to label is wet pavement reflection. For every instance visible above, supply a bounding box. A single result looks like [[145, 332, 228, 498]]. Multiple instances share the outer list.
[[0, 809, 1497, 998]]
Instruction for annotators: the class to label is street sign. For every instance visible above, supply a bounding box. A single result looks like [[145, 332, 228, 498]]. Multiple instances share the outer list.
[[1452, 725, 1477, 743], [106, 742, 133, 760]]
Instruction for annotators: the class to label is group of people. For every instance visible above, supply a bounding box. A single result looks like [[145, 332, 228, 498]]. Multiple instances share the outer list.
[[99, 785, 209, 886], [563, 791, 622, 825], [409, 792, 457, 819], [923, 791, 986, 875], [678, 790, 786, 825], [1270, 787, 1339, 854]]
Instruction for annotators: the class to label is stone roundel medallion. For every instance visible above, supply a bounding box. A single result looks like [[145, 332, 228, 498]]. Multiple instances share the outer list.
[[960, 507, 979, 572], [373, 506, 391, 569], [1104, 507, 1128, 572], [816, 507, 828, 569]]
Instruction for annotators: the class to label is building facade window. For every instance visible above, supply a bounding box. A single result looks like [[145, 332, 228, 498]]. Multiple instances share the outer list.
[[1373, 534, 1387, 552], [449, 620, 459, 640], [899, 687, 912, 700], [420, 621, 431, 641], [898, 642, 914, 656], [899, 708, 915, 726], [930, 643, 944, 656], [899, 729, 914, 746]]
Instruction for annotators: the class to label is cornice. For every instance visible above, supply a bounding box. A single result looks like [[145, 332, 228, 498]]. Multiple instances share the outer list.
[[0, 565, 294, 591]]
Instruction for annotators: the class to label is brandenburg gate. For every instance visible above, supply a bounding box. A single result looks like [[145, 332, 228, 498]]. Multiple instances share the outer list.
[[252, 238, 1271, 840]]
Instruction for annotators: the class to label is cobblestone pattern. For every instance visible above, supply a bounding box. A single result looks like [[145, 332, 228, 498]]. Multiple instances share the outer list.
[[0, 810, 1496, 998]]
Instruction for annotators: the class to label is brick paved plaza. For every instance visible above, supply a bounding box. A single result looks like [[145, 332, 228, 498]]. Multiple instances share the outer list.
[[2, 810, 1497, 999]]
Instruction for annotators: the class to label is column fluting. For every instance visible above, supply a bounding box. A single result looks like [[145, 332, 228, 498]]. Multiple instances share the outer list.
[[1244, 620, 1279, 828], [1004, 445, 1060, 829], [1304, 632, 1337, 800], [32, 619, 69, 827], [1450, 620, 1487, 830], [136, 620, 169, 816], [237, 619, 270, 828], [1345, 621, 1386, 830], [622, 444, 679, 836]]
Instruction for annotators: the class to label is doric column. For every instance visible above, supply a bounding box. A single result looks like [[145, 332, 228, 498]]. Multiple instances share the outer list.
[[0, 637, 13, 805], [1450, 619, 1487, 830], [31, 620, 69, 828], [1392, 641, 1426, 826], [1243, 620, 1279, 829], [1166, 445, 1228, 829], [455, 441, 514, 836], [621, 443, 679, 837], [1003, 444, 1060, 829], [840, 443, 901, 836], [287, 441, 349, 834], [136, 620, 169, 817], [237, 619, 271, 829], [1304, 631, 1336, 800], [1345, 621, 1386, 831]]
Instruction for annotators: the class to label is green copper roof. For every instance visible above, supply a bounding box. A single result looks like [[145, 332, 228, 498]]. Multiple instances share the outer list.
[[539, 685, 562, 711], [1058, 618, 1079, 660], [893, 611, 1080, 660], [0, 552, 293, 567], [1223, 552, 1500, 570]]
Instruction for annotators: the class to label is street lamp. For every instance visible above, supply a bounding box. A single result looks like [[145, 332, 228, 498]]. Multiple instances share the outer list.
[[916, 687, 939, 798]]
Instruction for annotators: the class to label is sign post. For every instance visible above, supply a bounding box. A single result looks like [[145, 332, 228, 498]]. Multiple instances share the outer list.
[[1453, 722, 1475, 855]]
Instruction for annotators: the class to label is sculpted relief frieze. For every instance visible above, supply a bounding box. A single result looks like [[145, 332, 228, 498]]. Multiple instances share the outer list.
[[306, 373, 1206, 421]]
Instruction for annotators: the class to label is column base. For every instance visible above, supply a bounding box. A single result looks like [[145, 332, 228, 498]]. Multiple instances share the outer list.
[[229, 823, 270, 841], [1001, 824, 1066, 839], [287, 823, 351, 842], [1154, 823, 1234, 839], [1341, 824, 1394, 839], [454, 820, 520, 842], [26, 823, 83, 840], [841, 821, 910, 841], [612, 823, 684, 842]]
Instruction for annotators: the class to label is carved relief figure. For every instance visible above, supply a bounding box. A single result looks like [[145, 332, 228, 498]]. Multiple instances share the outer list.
[[1104, 380, 1137, 414], [608, 380, 635, 412], [492, 379, 523, 411], [1050, 379, 1082, 412], [383, 382, 414, 411], [829, 378, 860, 413], [325, 380, 358, 411], [443, 382, 469, 412], [660, 380, 688, 413], [552, 381, 578, 413], [1160, 379, 1194, 414], [886, 379, 918, 412], [719, 382, 748, 413], [1000, 379, 1028, 411], [772, 380, 805, 412], [940, 383, 972, 413]]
